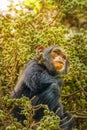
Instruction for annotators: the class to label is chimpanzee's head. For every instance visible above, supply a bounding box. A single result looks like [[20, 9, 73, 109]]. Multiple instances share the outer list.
[[37, 45, 70, 75]]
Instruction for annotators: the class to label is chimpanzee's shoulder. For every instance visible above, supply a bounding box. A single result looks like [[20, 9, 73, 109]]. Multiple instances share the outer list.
[[23, 60, 45, 74]]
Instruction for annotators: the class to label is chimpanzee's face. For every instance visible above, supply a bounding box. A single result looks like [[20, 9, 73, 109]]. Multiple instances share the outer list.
[[50, 47, 67, 73]]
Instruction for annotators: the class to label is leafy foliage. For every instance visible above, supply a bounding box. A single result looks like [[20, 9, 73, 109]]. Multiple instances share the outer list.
[[0, 0, 87, 129]]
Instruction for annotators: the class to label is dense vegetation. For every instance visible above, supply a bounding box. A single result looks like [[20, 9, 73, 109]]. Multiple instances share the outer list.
[[0, 0, 87, 129]]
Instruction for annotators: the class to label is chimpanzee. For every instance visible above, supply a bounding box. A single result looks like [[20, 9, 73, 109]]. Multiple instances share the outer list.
[[11, 45, 74, 130]]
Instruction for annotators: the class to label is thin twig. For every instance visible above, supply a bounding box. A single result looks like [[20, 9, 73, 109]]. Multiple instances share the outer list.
[[72, 111, 87, 119], [62, 88, 82, 97], [55, 108, 60, 115]]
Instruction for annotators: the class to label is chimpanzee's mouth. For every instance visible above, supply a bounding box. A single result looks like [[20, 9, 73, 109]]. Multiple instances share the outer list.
[[57, 61, 64, 65]]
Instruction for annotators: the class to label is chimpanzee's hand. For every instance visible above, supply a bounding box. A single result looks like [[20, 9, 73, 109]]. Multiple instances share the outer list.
[[59, 113, 74, 130]]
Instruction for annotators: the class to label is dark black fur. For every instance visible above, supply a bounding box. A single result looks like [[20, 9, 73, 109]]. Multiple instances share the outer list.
[[11, 46, 74, 130]]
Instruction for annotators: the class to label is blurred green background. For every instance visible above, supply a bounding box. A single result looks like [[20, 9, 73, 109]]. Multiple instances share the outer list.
[[0, 0, 87, 129]]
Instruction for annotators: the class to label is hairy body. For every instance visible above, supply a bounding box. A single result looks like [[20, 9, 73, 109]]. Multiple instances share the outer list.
[[11, 46, 74, 130]]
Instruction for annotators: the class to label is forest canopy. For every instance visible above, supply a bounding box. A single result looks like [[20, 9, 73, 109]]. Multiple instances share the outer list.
[[0, 0, 87, 130]]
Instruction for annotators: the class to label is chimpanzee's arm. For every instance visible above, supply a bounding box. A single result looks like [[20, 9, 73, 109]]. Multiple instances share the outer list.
[[28, 71, 62, 96], [11, 71, 59, 98], [29, 71, 63, 117]]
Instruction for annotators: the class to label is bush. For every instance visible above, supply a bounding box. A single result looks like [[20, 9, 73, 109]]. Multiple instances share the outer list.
[[0, 0, 87, 129]]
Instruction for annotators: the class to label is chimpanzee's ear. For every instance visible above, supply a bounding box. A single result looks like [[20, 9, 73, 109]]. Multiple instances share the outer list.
[[37, 46, 45, 53], [36, 46, 45, 64]]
